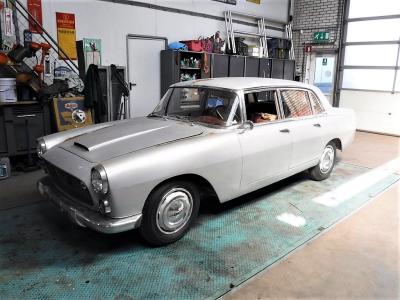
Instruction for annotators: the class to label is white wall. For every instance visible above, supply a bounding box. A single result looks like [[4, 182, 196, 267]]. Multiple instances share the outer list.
[[340, 90, 400, 136], [30, 0, 288, 66]]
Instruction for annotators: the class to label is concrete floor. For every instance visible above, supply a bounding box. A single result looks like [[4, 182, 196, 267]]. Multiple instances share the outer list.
[[226, 131, 400, 299], [0, 131, 399, 299]]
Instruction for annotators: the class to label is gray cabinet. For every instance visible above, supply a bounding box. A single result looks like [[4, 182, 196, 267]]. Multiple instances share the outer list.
[[259, 58, 271, 78], [212, 54, 229, 78], [161, 50, 296, 92], [245, 57, 260, 77], [161, 50, 211, 96], [283, 60, 295, 80], [271, 59, 285, 79], [229, 56, 245, 77], [0, 102, 51, 157]]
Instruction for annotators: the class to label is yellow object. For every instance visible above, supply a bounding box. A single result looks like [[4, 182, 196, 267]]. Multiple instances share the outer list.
[[53, 97, 93, 131]]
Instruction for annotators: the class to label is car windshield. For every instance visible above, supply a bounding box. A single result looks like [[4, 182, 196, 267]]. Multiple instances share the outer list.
[[152, 87, 241, 126]]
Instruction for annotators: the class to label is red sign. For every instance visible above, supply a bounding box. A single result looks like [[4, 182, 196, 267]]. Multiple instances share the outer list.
[[56, 12, 76, 29], [304, 45, 312, 53], [28, 0, 43, 34]]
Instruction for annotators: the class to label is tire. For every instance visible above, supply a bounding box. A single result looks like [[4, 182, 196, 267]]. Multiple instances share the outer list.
[[309, 142, 336, 181], [139, 180, 200, 246]]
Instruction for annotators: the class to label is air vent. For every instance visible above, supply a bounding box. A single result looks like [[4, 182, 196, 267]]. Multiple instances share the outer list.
[[12, 106, 42, 115]]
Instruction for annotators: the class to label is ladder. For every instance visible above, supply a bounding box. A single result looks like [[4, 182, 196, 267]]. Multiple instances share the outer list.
[[224, 10, 295, 59], [285, 23, 295, 60], [224, 11, 268, 57]]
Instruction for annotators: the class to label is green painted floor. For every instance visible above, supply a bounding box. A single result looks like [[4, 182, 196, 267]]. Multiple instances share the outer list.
[[0, 162, 398, 300]]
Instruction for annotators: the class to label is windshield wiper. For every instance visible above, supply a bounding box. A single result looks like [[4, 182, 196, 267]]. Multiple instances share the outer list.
[[168, 114, 190, 121], [147, 113, 167, 120]]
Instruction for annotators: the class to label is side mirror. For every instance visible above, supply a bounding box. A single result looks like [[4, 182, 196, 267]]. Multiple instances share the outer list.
[[240, 120, 254, 131]]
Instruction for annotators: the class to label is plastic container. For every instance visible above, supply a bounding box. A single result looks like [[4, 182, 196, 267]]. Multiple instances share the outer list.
[[0, 78, 17, 103], [0, 157, 11, 180]]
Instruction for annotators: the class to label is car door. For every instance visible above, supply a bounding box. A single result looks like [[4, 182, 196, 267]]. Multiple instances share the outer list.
[[279, 88, 327, 170], [237, 89, 292, 189]]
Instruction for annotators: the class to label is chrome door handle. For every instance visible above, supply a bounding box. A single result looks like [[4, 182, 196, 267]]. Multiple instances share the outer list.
[[313, 123, 321, 127], [280, 128, 290, 133]]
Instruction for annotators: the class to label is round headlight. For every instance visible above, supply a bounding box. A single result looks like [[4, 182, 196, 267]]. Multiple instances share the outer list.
[[91, 165, 108, 194], [36, 138, 47, 158]]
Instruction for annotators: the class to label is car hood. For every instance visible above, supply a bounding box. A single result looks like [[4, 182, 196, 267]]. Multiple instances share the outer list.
[[59, 117, 204, 162]]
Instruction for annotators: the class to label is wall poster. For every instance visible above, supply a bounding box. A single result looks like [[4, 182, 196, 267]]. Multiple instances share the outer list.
[[56, 12, 77, 60]]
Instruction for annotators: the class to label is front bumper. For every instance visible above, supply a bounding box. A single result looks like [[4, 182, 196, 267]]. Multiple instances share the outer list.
[[37, 176, 142, 234]]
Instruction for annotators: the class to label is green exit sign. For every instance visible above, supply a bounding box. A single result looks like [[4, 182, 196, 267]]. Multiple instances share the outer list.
[[314, 31, 330, 42]]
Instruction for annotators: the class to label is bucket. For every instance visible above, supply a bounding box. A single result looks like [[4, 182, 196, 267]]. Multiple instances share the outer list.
[[0, 78, 17, 103]]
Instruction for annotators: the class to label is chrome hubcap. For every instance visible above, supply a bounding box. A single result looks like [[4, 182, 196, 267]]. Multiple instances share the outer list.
[[320, 145, 335, 173], [156, 188, 193, 234]]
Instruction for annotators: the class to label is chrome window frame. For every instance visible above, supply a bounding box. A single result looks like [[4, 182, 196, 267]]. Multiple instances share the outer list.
[[159, 86, 243, 129], [277, 87, 328, 122], [241, 87, 283, 127], [307, 90, 326, 115]]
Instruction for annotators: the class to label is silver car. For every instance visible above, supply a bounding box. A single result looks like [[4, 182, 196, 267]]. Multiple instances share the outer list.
[[37, 78, 355, 245]]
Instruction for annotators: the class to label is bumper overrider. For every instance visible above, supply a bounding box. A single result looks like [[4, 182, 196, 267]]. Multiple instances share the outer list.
[[37, 176, 142, 234]]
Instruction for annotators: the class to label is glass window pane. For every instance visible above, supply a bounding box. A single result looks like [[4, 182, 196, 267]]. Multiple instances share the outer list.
[[349, 0, 400, 18], [346, 19, 400, 42], [280, 90, 312, 118], [309, 92, 324, 114], [314, 56, 336, 94], [396, 73, 400, 92], [342, 69, 396, 91], [344, 45, 399, 66]]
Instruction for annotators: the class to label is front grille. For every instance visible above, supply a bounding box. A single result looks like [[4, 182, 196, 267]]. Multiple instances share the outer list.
[[46, 162, 93, 206]]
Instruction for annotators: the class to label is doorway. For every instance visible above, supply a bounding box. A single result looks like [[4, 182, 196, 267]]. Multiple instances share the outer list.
[[126, 35, 168, 118], [306, 53, 337, 105]]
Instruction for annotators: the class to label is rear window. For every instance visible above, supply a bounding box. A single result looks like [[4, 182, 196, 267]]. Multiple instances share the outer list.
[[280, 90, 313, 118]]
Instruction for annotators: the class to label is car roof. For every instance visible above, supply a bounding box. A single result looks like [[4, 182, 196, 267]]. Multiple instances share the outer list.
[[171, 77, 313, 91]]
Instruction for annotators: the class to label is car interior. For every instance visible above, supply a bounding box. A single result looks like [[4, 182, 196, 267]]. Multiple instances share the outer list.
[[244, 90, 279, 124]]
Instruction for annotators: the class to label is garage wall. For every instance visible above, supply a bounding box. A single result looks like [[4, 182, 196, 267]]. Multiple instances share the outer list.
[[340, 90, 400, 136], [20, 0, 289, 66], [292, 0, 344, 81]]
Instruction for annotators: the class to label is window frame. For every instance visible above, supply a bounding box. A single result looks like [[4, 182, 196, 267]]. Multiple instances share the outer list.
[[158, 86, 243, 128], [307, 91, 326, 115], [242, 87, 283, 127], [278, 88, 315, 120]]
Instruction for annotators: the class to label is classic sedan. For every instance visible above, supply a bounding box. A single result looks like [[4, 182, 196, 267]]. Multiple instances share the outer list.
[[37, 78, 355, 245]]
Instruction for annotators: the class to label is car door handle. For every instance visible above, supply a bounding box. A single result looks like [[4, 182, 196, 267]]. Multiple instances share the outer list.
[[313, 123, 321, 127], [280, 128, 290, 133]]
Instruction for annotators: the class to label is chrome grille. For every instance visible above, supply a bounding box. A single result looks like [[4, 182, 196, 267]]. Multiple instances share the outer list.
[[45, 162, 93, 206]]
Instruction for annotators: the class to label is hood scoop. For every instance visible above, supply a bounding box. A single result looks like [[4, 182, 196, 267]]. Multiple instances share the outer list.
[[74, 142, 89, 151]]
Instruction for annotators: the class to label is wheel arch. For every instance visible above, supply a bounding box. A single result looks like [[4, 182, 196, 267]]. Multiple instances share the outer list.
[[146, 173, 221, 205], [330, 138, 342, 151]]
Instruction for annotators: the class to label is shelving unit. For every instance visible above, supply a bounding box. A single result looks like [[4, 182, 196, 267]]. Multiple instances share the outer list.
[[160, 50, 295, 96], [224, 10, 295, 59]]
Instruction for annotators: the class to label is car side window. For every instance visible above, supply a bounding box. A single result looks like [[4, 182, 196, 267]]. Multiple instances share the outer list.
[[244, 90, 279, 124], [308, 92, 324, 114], [280, 90, 313, 118]]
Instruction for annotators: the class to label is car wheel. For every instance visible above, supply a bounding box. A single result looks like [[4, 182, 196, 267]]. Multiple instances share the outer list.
[[309, 142, 336, 181], [139, 180, 200, 246]]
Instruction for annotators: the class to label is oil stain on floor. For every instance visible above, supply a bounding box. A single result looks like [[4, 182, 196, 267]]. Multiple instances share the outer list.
[[0, 162, 398, 299]]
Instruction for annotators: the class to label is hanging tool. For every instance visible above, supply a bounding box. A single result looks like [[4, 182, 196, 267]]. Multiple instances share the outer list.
[[111, 64, 130, 120]]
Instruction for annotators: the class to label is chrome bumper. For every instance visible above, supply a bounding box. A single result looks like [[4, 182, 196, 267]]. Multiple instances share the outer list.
[[37, 176, 142, 234]]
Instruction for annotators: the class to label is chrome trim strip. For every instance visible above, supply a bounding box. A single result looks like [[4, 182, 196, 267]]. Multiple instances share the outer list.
[[38, 177, 142, 234]]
